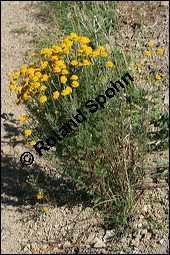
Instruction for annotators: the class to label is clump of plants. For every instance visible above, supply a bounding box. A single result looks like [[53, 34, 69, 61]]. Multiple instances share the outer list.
[[8, 33, 168, 231]]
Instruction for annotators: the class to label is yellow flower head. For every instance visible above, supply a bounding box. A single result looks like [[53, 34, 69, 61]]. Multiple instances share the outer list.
[[60, 75, 67, 83], [36, 193, 43, 199], [71, 60, 78, 66], [155, 48, 163, 53], [41, 74, 49, 82], [146, 42, 154, 47], [39, 96, 47, 103], [24, 129, 32, 137], [54, 110, 59, 114], [97, 46, 105, 51], [40, 85, 47, 90], [144, 51, 151, 56], [155, 75, 161, 80], [30, 140, 36, 146], [43, 206, 48, 211], [61, 87, 72, 96], [18, 115, 28, 123], [29, 53, 36, 57], [21, 183, 26, 188], [70, 75, 78, 80], [135, 63, 141, 67], [71, 81, 79, 87], [61, 69, 69, 75], [100, 52, 108, 57], [53, 91, 60, 99], [106, 61, 114, 67], [82, 59, 91, 66]]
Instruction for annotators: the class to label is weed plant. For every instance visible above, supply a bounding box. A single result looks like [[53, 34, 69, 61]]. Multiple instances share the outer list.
[[8, 1, 169, 233]]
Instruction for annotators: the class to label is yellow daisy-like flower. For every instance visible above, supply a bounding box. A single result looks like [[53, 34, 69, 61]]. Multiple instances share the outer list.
[[18, 115, 28, 123], [16, 99, 21, 105], [41, 74, 49, 82], [53, 91, 60, 99], [155, 48, 163, 53], [30, 140, 36, 146], [10, 80, 17, 85], [61, 69, 69, 75], [106, 61, 114, 67], [39, 96, 47, 103], [29, 53, 36, 57], [60, 75, 67, 83], [53, 66, 61, 73], [135, 63, 141, 67], [24, 129, 32, 137], [54, 110, 59, 114], [144, 51, 151, 56], [71, 60, 78, 66], [40, 85, 47, 90], [155, 75, 161, 80], [10, 85, 17, 91], [100, 52, 108, 57], [146, 42, 154, 47], [70, 75, 78, 80], [82, 59, 91, 65], [71, 81, 79, 87], [61, 87, 72, 96], [91, 50, 100, 57], [97, 46, 105, 51], [43, 206, 48, 211], [36, 193, 43, 199]]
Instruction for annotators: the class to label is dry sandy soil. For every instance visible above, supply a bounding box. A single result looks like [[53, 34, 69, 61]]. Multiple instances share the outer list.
[[1, 1, 169, 254]]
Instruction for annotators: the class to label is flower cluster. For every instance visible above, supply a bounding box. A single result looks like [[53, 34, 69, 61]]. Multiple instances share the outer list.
[[7, 33, 114, 145], [8, 33, 114, 106]]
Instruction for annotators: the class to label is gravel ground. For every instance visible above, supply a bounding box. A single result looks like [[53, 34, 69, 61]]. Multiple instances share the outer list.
[[1, 1, 169, 254]]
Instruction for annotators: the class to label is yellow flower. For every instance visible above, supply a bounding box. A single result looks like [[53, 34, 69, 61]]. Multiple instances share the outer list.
[[23, 92, 30, 100], [40, 85, 47, 90], [53, 91, 60, 99], [10, 85, 17, 91], [71, 60, 78, 66], [100, 52, 108, 57], [61, 69, 69, 75], [33, 248, 37, 252], [97, 46, 105, 51], [61, 87, 72, 96], [146, 42, 154, 47], [41, 74, 49, 82], [42, 248, 47, 252], [24, 129, 32, 137], [16, 99, 21, 105], [39, 96, 47, 103], [36, 193, 43, 199], [155, 48, 163, 53], [30, 140, 36, 146], [82, 59, 91, 65], [70, 75, 78, 80], [135, 63, 141, 67], [18, 115, 28, 123], [43, 206, 48, 211], [106, 61, 114, 67], [155, 75, 161, 80], [77, 36, 90, 44], [91, 50, 100, 57], [54, 110, 59, 114], [52, 45, 62, 54], [144, 51, 151, 56], [10, 80, 17, 85], [60, 75, 67, 83], [53, 66, 61, 73], [71, 81, 79, 87], [39, 48, 53, 57], [29, 53, 36, 57], [15, 87, 22, 91], [21, 183, 26, 188]]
